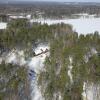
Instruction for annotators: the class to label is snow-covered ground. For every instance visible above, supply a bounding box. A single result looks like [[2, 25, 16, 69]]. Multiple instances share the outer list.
[[28, 45, 49, 100], [9, 14, 31, 19], [68, 57, 73, 83], [82, 82, 100, 100], [72, 13, 97, 18], [9, 16, 26, 19], [30, 17, 100, 35], [0, 44, 49, 100], [0, 22, 7, 29]]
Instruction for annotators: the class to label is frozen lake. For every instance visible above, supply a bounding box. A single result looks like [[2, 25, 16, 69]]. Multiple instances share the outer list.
[[31, 17, 100, 35]]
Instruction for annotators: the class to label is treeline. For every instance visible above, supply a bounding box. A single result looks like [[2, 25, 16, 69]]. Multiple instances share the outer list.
[[41, 4, 100, 18], [0, 3, 100, 18], [0, 19, 73, 50], [38, 31, 100, 100]]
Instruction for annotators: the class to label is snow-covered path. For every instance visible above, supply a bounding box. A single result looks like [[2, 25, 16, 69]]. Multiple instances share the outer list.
[[28, 44, 49, 100], [68, 57, 73, 83], [0, 44, 49, 100]]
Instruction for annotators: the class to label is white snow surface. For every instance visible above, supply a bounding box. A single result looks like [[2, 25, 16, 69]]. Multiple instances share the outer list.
[[0, 22, 7, 29], [68, 57, 73, 83], [4, 50, 26, 66], [82, 82, 87, 100], [9, 16, 26, 19], [82, 82, 100, 100], [26, 14, 31, 19]]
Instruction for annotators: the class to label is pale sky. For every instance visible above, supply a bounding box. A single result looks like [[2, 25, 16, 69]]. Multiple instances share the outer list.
[[16, 0, 100, 2], [1, 0, 100, 3]]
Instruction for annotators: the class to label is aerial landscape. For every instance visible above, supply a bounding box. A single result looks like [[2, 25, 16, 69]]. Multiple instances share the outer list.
[[0, 0, 100, 100]]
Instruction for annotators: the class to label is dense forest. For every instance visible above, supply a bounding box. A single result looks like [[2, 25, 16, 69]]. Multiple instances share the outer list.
[[38, 31, 100, 100], [0, 63, 29, 100], [0, 19, 100, 100], [0, 2, 100, 18], [0, 19, 73, 100]]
